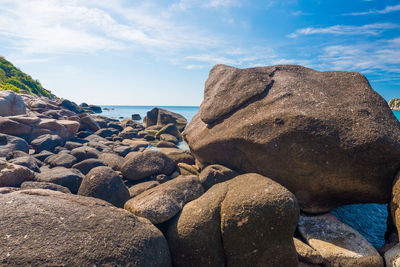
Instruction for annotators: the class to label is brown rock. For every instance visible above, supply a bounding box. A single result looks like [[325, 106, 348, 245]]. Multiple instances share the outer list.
[[166, 173, 299, 267], [124, 175, 204, 224]]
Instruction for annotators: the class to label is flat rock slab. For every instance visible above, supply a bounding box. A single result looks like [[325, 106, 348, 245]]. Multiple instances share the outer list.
[[298, 214, 384, 267], [124, 175, 204, 224], [0, 189, 171, 266]]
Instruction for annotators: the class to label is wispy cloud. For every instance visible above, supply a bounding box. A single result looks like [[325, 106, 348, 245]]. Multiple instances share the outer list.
[[288, 23, 398, 38], [343, 4, 400, 16], [0, 0, 223, 55], [291, 10, 312, 16], [170, 0, 240, 10], [316, 38, 400, 74]]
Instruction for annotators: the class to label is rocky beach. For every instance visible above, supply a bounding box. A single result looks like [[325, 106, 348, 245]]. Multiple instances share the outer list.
[[1, 63, 400, 267]]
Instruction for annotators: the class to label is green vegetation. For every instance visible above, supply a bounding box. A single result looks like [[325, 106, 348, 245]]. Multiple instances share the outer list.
[[0, 56, 54, 98], [389, 99, 400, 109]]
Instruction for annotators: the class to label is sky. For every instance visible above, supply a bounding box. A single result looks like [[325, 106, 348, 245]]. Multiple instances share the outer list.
[[0, 0, 399, 106]]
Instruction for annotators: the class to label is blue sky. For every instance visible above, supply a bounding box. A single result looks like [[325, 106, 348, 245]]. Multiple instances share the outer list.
[[0, 0, 399, 106]]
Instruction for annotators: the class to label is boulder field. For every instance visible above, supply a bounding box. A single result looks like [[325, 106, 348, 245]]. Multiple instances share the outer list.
[[1, 62, 400, 266]]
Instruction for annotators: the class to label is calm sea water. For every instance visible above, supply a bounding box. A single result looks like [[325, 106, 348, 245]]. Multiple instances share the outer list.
[[101, 106, 400, 249]]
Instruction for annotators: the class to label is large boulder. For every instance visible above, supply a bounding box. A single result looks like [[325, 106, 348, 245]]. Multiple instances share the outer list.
[[0, 189, 171, 266], [298, 214, 384, 266], [166, 173, 299, 266], [144, 108, 187, 132], [124, 175, 204, 224], [0, 134, 29, 157], [121, 150, 176, 181], [78, 166, 129, 208], [184, 64, 400, 213], [0, 90, 26, 116]]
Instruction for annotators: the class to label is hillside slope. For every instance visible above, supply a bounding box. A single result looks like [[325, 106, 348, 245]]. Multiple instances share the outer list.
[[0, 56, 54, 98]]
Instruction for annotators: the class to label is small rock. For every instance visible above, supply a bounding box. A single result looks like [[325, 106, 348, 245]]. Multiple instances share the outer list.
[[72, 158, 105, 175], [21, 181, 71, 194], [71, 146, 99, 161], [45, 153, 78, 168]]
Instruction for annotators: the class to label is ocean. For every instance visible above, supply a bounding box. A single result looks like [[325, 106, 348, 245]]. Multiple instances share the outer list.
[[101, 106, 400, 249]]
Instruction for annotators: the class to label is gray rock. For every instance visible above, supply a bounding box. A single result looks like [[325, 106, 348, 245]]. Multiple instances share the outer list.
[[128, 181, 160, 198], [79, 115, 100, 131], [298, 214, 384, 267], [71, 146, 99, 161], [72, 158, 105, 175], [0, 90, 26, 116], [35, 167, 84, 193], [33, 150, 54, 162], [0, 134, 29, 157], [0, 160, 35, 187], [184, 64, 400, 213], [121, 150, 176, 181], [78, 166, 130, 208], [0, 189, 171, 266], [21, 181, 71, 193], [99, 152, 124, 171], [31, 134, 63, 153], [199, 164, 239, 190], [124, 175, 204, 224], [5, 150, 29, 160], [64, 141, 83, 150], [9, 156, 41, 172], [45, 153, 78, 168]]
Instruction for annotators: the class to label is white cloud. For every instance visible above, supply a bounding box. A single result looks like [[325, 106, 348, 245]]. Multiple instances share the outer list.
[[288, 23, 398, 38], [171, 0, 240, 10], [316, 38, 400, 74], [0, 0, 223, 55], [343, 4, 400, 16]]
